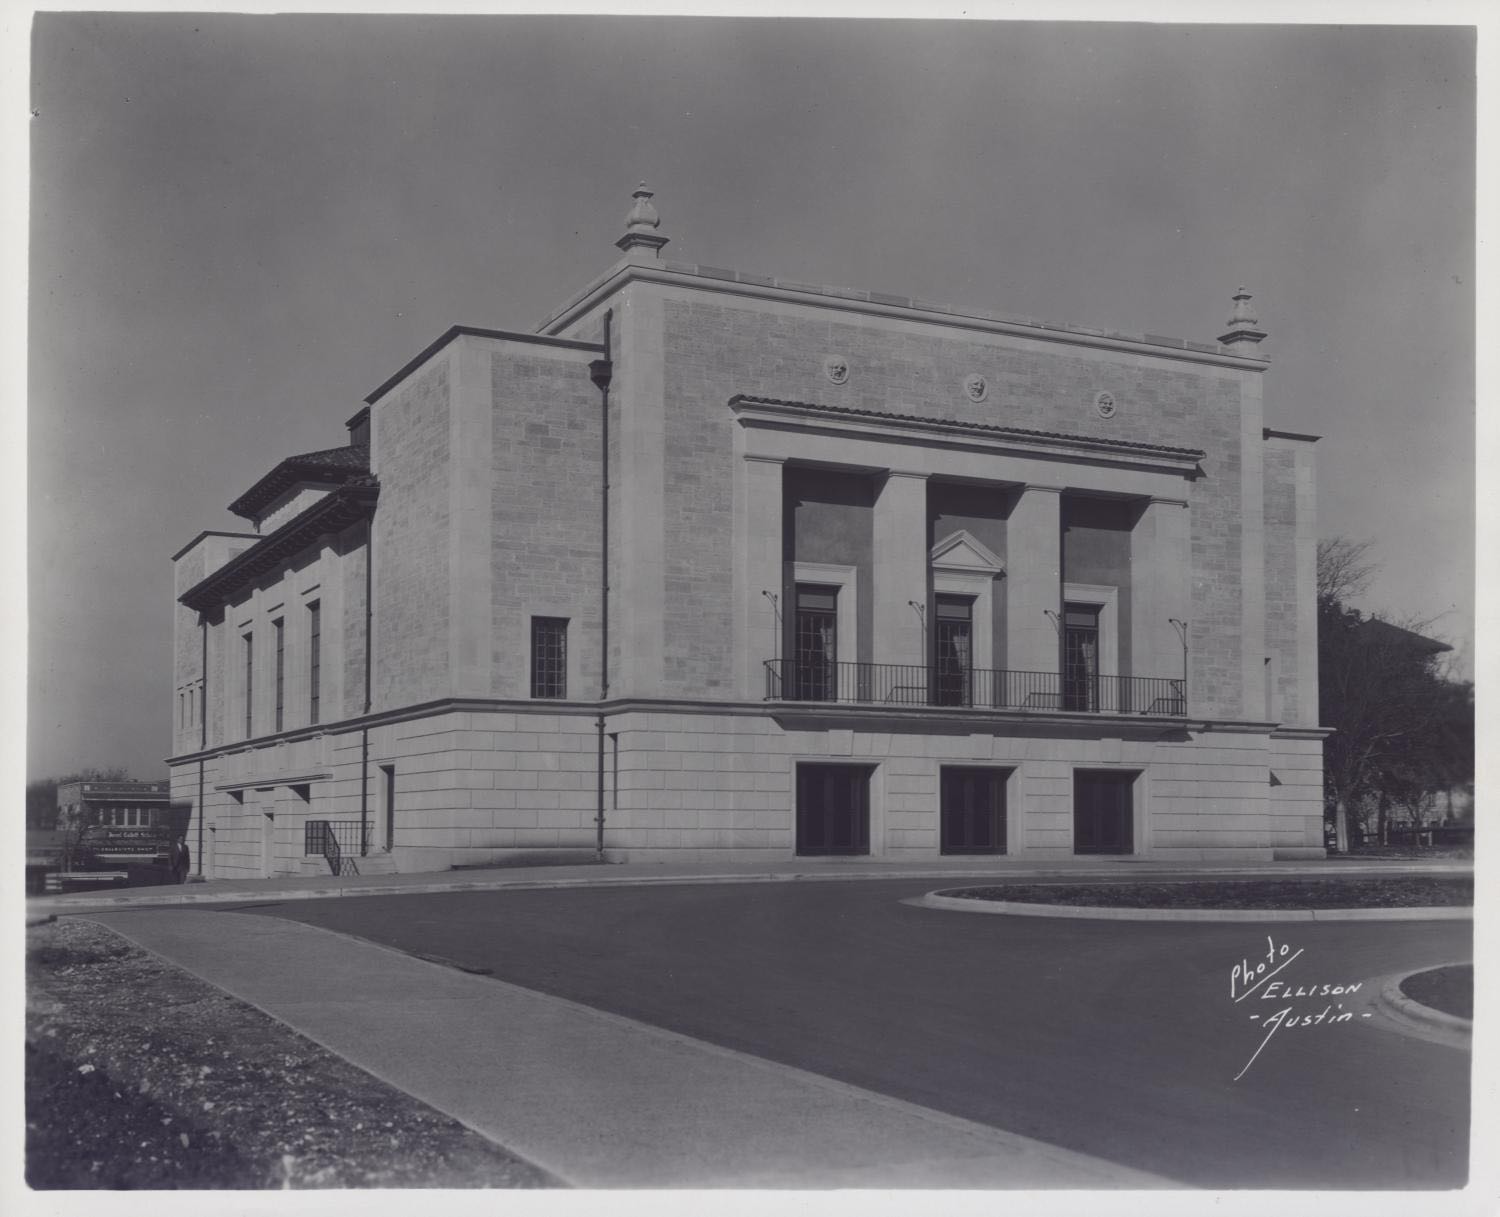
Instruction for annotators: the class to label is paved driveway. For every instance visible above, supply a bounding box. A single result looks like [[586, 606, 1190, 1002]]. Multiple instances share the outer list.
[[247, 878, 1471, 1188]]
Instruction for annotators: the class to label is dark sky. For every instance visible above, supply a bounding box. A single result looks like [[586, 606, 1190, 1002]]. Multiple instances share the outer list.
[[24, 13, 1475, 780]]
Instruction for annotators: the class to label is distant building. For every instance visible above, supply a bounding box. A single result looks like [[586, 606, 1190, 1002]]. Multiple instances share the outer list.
[[170, 185, 1326, 879], [55, 778, 173, 835]]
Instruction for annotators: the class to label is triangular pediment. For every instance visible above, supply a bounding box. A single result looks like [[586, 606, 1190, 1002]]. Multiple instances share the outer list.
[[930, 530, 1004, 573]]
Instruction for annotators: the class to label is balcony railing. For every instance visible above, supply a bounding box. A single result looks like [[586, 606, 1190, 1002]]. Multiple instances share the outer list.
[[764, 659, 1186, 717]]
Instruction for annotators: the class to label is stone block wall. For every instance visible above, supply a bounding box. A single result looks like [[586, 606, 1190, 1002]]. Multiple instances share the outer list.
[[1264, 445, 1299, 721], [490, 347, 604, 700], [598, 708, 1285, 862], [656, 290, 1250, 719], [171, 533, 256, 757], [1269, 735, 1326, 854], [170, 701, 1321, 878], [372, 361, 451, 707]]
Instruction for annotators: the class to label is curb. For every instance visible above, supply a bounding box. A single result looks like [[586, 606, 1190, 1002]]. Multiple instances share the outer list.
[[908, 891, 1475, 923], [26, 860, 1475, 918], [1377, 965, 1474, 1040]]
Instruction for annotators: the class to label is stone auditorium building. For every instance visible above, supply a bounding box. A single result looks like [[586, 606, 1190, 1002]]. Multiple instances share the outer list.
[[170, 185, 1325, 879]]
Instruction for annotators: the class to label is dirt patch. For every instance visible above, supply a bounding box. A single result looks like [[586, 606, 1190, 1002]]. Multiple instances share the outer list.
[[942, 876, 1473, 910], [1400, 964, 1473, 1020], [26, 917, 555, 1189]]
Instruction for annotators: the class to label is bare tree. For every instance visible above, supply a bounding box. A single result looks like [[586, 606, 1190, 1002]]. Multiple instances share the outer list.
[[1316, 536, 1377, 606]]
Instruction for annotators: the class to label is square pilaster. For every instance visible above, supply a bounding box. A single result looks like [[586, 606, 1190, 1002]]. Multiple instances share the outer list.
[[1006, 485, 1062, 676], [872, 471, 929, 669]]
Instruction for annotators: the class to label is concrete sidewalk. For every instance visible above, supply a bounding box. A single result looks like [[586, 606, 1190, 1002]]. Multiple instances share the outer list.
[[32, 854, 1473, 918], [29, 854, 1473, 919], [91, 907, 1172, 1188]]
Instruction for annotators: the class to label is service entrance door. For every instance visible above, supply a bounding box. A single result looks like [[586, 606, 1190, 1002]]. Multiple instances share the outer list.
[[796, 764, 872, 855], [257, 788, 277, 878], [1073, 771, 1135, 854], [941, 767, 1007, 854]]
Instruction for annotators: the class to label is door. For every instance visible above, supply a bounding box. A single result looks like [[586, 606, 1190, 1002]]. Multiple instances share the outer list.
[[941, 767, 1007, 854], [796, 764, 871, 855], [793, 585, 839, 700], [382, 765, 396, 853], [933, 595, 974, 706], [257, 789, 277, 878], [1074, 771, 1135, 854], [260, 812, 276, 877], [1063, 603, 1101, 711]]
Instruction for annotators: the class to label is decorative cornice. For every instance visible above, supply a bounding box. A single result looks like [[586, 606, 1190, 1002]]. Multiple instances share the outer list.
[[729, 395, 1206, 475], [180, 479, 379, 613], [215, 769, 333, 793], [538, 260, 1272, 371], [167, 693, 1300, 766], [364, 325, 604, 406]]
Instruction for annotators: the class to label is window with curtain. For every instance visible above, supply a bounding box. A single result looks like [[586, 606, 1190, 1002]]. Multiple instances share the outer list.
[[794, 585, 838, 700], [1063, 603, 1101, 711], [934, 595, 974, 706]]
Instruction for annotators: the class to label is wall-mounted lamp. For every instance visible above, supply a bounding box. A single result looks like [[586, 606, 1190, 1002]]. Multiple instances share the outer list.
[[762, 591, 786, 675], [1168, 617, 1189, 709]]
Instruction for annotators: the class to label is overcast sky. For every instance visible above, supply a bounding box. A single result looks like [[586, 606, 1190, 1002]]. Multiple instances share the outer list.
[[23, 12, 1475, 781]]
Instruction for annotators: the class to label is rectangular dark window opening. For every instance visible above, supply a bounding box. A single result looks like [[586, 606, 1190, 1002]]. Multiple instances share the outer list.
[[796, 764, 872, 856], [382, 764, 396, 853], [531, 617, 568, 699], [243, 632, 254, 737], [941, 766, 1008, 854], [273, 618, 285, 732], [308, 601, 322, 726], [1074, 770, 1136, 855]]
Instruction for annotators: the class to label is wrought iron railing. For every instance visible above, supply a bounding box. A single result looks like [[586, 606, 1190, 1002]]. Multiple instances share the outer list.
[[304, 819, 372, 876], [764, 659, 1186, 717]]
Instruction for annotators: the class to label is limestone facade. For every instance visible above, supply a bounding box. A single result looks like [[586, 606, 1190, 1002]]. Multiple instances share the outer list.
[[169, 191, 1325, 877]]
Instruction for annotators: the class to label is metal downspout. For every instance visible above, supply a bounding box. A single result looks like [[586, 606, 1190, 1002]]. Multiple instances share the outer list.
[[360, 519, 373, 855], [196, 617, 207, 877], [590, 311, 614, 862]]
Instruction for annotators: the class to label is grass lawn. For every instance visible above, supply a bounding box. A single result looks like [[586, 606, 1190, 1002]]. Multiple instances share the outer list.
[[1400, 964, 1473, 1020], [944, 875, 1472, 910]]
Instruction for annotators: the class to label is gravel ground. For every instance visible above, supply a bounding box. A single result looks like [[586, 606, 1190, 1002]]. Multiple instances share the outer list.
[[943, 875, 1474, 910], [26, 917, 556, 1190], [1400, 964, 1474, 1020]]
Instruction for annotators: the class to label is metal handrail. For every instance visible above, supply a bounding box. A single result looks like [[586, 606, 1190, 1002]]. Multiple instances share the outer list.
[[764, 659, 1186, 716], [304, 819, 371, 875]]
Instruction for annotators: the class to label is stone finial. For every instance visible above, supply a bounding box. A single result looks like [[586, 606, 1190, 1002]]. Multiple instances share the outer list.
[[616, 181, 670, 261], [1218, 286, 1267, 351]]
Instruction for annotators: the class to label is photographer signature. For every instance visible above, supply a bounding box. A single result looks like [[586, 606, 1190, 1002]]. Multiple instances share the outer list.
[[1230, 935, 1372, 1080]]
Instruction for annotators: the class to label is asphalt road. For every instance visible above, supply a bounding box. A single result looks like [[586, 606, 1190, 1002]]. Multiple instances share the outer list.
[[244, 879, 1471, 1188]]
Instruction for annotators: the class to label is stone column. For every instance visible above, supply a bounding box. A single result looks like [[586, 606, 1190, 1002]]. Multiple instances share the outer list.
[[735, 454, 785, 699], [1130, 497, 1191, 700], [1006, 485, 1062, 678], [872, 471, 929, 672]]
